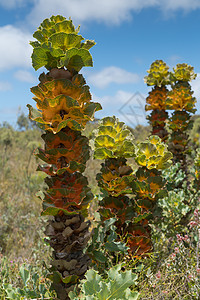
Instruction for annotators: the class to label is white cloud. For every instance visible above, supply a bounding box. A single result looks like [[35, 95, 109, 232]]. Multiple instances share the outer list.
[[0, 81, 12, 91], [0, 25, 32, 71], [0, 0, 30, 9], [26, 0, 200, 27], [93, 90, 147, 127], [14, 70, 37, 83], [159, 0, 200, 12], [88, 66, 140, 89]]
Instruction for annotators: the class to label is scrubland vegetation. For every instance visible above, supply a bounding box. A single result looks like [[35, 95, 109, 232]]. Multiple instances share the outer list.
[[0, 113, 200, 299]]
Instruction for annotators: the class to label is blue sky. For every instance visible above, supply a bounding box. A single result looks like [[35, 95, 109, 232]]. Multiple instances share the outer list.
[[1, 0, 200, 128]]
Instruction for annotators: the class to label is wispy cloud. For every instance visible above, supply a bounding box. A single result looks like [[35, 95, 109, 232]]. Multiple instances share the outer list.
[[26, 0, 200, 27], [88, 66, 140, 89], [0, 25, 31, 71], [159, 0, 200, 12], [0, 0, 31, 9], [14, 69, 37, 83]]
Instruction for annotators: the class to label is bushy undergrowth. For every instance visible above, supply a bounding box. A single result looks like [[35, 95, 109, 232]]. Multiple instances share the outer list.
[[0, 119, 200, 299]]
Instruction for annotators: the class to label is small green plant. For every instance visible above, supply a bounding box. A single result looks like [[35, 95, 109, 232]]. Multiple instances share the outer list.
[[138, 208, 200, 299], [69, 264, 139, 300], [87, 216, 129, 273], [0, 257, 56, 299]]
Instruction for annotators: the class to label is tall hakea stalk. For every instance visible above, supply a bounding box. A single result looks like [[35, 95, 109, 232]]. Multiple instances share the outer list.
[[93, 116, 141, 255], [94, 117, 172, 257], [144, 60, 170, 142], [166, 63, 197, 170], [27, 15, 101, 300], [130, 135, 172, 255]]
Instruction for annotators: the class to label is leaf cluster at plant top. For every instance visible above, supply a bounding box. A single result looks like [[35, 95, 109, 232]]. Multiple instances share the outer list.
[[170, 63, 197, 83], [144, 60, 170, 87], [93, 116, 135, 160], [135, 135, 172, 170], [30, 15, 95, 72]]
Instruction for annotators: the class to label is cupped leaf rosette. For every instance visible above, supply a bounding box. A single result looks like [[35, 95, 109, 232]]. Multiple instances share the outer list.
[[147, 110, 169, 140], [98, 195, 134, 224], [145, 86, 168, 111], [40, 172, 93, 216], [97, 158, 133, 197], [36, 127, 90, 175], [169, 111, 193, 132], [94, 116, 135, 160], [144, 60, 170, 87], [125, 223, 152, 257], [168, 132, 189, 154], [166, 84, 196, 112], [170, 63, 197, 83], [28, 73, 101, 133], [30, 15, 95, 72], [131, 167, 167, 210], [135, 135, 172, 170]]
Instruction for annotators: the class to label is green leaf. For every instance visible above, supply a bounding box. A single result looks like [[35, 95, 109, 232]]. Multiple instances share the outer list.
[[41, 205, 81, 216], [83, 269, 101, 295], [95, 135, 115, 148], [84, 102, 102, 117], [94, 148, 113, 159], [54, 20, 76, 33], [33, 30, 45, 43], [93, 250, 108, 263], [107, 269, 137, 299], [105, 241, 128, 252], [19, 265, 30, 286], [79, 265, 138, 300], [48, 271, 78, 284], [31, 47, 48, 71], [49, 32, 84, 50], [61, 48, 93, 71]]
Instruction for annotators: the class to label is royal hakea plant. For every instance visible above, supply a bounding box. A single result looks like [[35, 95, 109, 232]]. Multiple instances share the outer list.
[[144, 60, 170, 142], [27, 15, 101, 300], [130, 135, 172, 255], [93, 116, 135, 234], [166, 63, 197, 169], [94, 117, 172, 257]]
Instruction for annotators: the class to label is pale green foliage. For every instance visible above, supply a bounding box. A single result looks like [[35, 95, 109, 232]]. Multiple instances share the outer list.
[[135, 135, 172, 169], [171, 63, 197, 82], [144, 60, 170, 87], [93, 116, 135, 159], [69, 264, 139, 300], [87, 216, 128, 266], [0, 258, 56, 299], [30, 15, 95, 71]]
